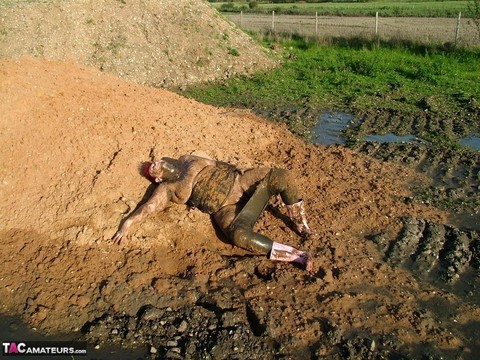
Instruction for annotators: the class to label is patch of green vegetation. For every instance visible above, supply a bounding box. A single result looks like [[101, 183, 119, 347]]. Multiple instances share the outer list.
[[182, 35, 480, 147], [228, 47, 240, 56], [106, 34, 127, 55], [212, 1, 469, 18]]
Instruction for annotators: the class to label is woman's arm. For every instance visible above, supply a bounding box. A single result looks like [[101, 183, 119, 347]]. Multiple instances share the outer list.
[[113, 185, 172, 244]]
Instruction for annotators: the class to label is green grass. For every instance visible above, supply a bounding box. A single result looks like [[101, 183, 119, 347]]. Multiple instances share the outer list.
[[213, 1, 470, 18], [182, 35, 480, 142]]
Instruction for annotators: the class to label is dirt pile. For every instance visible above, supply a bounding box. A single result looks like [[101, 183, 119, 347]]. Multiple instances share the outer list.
[[0, 0, 276, 88], [1, 57, 479, 359]]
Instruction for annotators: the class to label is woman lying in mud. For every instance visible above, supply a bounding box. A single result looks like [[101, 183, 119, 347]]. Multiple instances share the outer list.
[[113, 153, 315, 271]]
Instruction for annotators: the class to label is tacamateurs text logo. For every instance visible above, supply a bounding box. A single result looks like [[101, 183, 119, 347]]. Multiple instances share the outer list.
[[2, 341, 87, 356]]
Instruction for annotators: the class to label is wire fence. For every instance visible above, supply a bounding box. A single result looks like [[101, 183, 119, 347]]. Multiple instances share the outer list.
[[225, 12, 480, 47]]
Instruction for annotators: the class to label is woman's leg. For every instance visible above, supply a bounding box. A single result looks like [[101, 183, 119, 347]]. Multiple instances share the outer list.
[[214, 169, 313, 271]]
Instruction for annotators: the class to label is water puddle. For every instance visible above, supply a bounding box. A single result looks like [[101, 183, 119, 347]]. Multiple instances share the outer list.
[[0, 313, 145, 359], [459, 135, 480, 150], [312, 111, 424, 146], [312, 111, 351, 145], [313, 112, 479, 151]]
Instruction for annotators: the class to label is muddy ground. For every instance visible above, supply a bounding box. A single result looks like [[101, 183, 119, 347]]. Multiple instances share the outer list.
[[1, 57, 479, 360], [256, 104, 480, 228], [345, 102, 480, 230]]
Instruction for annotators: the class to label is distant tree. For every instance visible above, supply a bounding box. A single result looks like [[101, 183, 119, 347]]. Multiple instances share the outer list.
[[468, 0, 480, 40], [220, 2, 235, 12], [249, 1, 258, 9]]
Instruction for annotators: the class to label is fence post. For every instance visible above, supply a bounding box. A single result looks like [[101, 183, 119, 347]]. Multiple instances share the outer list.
[[375, 12, 379, 37], [272, 11, 275, 32], [315, 12, 318, 37], [240, 10, 243, 28], [455, 12, 462, 46]]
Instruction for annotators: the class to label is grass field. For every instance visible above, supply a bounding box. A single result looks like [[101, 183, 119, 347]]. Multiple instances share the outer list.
[[227, 14, 480, 47], [213, 1, 471, 17], [183, 36, 480, 144]]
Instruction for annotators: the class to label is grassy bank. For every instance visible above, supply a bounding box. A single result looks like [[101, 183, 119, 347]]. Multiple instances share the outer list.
[[183, 35, 480, 145], [213, 1, 470, 18]]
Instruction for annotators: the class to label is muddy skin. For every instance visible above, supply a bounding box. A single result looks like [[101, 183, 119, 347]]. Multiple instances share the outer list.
[[188, 162, 239, 214]]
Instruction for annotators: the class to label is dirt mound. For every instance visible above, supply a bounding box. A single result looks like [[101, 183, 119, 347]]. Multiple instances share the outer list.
[[1, 57, 479, 359], [0, 0, 276, 88]]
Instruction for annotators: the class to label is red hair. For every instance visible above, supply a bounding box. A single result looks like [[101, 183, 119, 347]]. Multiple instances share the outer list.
[[142, 162, 157, 183]]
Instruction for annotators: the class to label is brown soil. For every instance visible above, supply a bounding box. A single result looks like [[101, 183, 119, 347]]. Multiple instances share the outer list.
[[0, 1, 479, 359]]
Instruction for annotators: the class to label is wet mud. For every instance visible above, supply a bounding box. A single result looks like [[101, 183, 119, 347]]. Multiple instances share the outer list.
[[82, 269, 410, 360], [84, 297, 276, 359], [350, 141, 480, 223], [258, 104, 480, 228], [370, 216, 479, 299], [346, 95, 480, 141], [82, 214, 480, 360], [343, 103, 480, 221]]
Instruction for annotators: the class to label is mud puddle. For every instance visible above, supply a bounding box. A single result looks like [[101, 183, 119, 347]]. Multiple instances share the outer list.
[[312, 111, 425, 146], [313, 111, 478, 149], [312, 111, 351, 145], [460, 135, 480, 151]]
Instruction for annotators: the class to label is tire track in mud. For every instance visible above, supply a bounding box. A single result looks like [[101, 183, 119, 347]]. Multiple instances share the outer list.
[[370, 216, 479, 300], [341, 98, 480, 221], [351, 141, 480, 220]]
